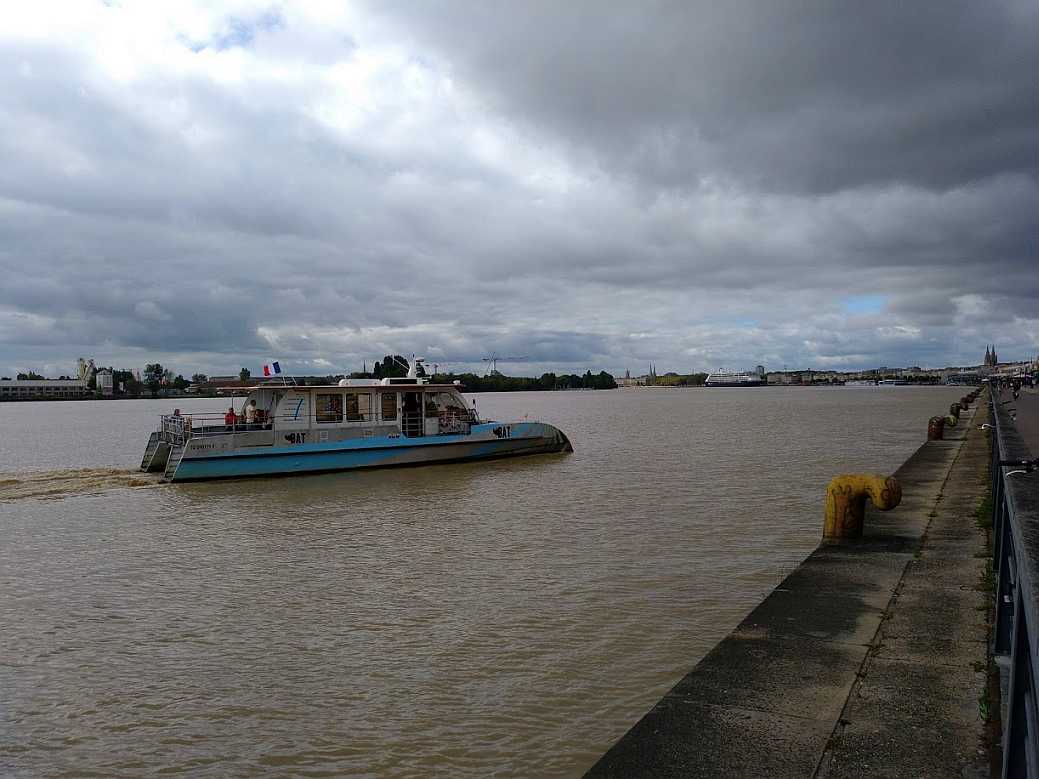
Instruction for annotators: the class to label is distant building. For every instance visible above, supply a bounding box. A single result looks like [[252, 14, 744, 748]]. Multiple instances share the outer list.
[[95, 369, 114, 397], [945, 372, 982, 385], [0, 379, 91, 401], [993, 361, 1032, 377], [198, 376, 255, 395], [616, 373, 647, 387], [614, 367, 653, 387]]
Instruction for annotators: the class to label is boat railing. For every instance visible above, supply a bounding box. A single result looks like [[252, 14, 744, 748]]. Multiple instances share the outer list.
[[158, 410, 401, 444], [160, 412, 280, 444], [401, 412, 424, 438], [158, 404, 482, 444], [160, 414, 189, 445]]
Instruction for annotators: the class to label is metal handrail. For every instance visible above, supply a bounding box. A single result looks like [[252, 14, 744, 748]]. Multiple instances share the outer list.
[[158, 404, 480, 444], [157, 410, 439, 441], [161, 414, 188, 445], [990, 391, 1039, 777]]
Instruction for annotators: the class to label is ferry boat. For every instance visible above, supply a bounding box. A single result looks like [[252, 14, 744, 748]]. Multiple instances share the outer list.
[[704, 366, 767, 387], [140, 363, 572, 482]]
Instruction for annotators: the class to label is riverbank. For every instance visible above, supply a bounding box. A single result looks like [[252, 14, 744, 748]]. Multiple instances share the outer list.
[[586, 393, 992, 777]]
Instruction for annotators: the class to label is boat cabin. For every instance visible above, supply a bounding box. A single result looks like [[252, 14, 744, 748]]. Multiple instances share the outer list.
[[159, 378, 478, 448]]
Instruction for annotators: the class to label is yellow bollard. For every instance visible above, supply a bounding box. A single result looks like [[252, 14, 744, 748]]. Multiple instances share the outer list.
[[824, 474, 902, 539], [945, 414, 958, 428]]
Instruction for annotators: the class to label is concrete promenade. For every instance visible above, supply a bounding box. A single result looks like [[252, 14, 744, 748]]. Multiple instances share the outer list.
[[586, 396, 992, 778], [1002, 386, 1039, 456]]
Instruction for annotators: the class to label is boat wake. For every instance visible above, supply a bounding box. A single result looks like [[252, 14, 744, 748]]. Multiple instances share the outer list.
[[0, 468, 161, 502]]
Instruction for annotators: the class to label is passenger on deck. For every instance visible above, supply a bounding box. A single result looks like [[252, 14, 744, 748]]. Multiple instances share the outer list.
[[245, 399, 258, 428], [224, 406, 237, 430]]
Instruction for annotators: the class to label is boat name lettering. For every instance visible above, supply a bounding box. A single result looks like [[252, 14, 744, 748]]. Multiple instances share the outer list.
[[284, 432, 307, 445], [493, 425, 512, 439]]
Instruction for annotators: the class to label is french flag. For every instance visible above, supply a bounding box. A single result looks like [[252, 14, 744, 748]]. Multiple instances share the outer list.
[[263, 361, 282, 377]]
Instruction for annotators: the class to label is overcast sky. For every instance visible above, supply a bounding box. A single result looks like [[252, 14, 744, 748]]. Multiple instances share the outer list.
[[1, 1, 1036, 379]]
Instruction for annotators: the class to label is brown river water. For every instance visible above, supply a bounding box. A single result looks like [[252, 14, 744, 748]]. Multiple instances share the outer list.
[[0, 386, 965, 777]]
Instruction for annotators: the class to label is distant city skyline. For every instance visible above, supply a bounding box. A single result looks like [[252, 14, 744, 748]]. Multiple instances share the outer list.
[[1, 2, 1037, 379], [6, 345, 1035, 384]]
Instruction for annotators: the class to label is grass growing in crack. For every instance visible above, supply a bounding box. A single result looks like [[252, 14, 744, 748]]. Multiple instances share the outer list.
[[979, 688, 990, 722], [975, 488, 993, 530], [978, 560, 995, 593]]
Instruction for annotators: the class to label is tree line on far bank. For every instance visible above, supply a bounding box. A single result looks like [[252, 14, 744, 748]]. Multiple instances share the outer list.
[[356, 355, 618, 391], [430, 371, 617, 391], [650, 372, 710, 386], [6, 356, 618, 397]]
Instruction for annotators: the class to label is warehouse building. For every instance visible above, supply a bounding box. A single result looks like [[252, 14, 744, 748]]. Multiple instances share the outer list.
[[0, 379, 91, 401]]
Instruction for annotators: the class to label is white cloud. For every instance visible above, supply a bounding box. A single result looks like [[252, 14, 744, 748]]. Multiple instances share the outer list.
[[0, 1, 1036, 379]]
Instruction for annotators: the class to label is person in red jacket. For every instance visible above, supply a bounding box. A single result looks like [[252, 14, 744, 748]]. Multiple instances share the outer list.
[[224, 406, 237, 430]]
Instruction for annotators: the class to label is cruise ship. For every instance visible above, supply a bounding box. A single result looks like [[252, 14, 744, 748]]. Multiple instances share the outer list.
[[704, 366, 768, 387]]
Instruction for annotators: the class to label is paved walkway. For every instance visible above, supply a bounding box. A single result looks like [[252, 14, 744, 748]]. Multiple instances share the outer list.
[[817, 403, 991, 777], [586, 396, 992, 778], [1002, 386, 1039, 456]]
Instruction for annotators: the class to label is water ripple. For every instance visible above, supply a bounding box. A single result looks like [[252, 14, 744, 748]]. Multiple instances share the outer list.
[[0, 387, 966, 777]]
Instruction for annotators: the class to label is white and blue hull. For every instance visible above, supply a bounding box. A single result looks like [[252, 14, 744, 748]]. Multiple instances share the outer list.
[[164, 422, 571, 482]]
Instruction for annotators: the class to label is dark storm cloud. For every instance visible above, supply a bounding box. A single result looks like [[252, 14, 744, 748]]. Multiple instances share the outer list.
[[0, 1, 1036, 379], [365, 0, 1039, 194], [887, 291, 957, 327]]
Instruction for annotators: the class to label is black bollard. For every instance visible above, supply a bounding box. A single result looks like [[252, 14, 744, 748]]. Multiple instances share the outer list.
[[928, 416, 945, 440]]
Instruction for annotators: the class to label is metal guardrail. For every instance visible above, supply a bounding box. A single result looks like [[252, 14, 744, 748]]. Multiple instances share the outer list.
[[990, 391, 1039, 777], [161, 414, 188, 445], [160, 413, 283, 443]]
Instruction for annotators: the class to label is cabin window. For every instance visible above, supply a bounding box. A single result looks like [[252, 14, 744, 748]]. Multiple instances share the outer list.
[[431, 391, 470, 432], [432, 391, 468, 412], [316, 393, 343, 423], [381, 392, 397, 421], [424, 393, 439, 418], [345, 393, 371, 421]]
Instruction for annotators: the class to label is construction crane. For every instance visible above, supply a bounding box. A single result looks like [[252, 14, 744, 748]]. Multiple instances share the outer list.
[[482, 354, 528, 375]]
